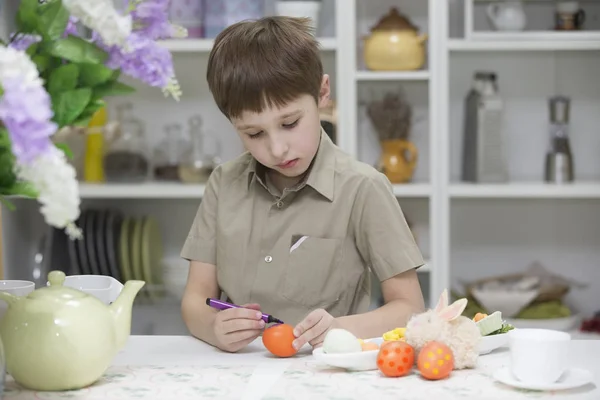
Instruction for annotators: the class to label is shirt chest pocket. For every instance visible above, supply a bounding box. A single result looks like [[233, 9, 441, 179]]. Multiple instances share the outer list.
[[281, 237, 343, 309]]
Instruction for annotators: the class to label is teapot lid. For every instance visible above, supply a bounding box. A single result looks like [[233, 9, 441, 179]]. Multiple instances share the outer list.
[[370, 7, 418, 32], [27, 271, 88, 300]]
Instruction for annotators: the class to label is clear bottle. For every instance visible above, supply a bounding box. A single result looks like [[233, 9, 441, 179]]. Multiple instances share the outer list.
[[103, 103, 150, 183], [153, 123, 188, 181], [178, 115, 222, 184]]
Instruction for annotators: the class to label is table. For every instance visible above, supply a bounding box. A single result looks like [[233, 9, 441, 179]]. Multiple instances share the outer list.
[[3, 335, 599, 399]]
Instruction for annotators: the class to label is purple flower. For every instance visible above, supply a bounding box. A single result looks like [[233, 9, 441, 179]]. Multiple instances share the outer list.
[[103, 33, 174, 88], [8, 33, 42, 51], [131, 0, 175, 40], [0, 78, 57, 165], [64, 16, 80, 37]]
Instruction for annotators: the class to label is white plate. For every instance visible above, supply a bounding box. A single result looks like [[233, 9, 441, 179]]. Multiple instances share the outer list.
[[312, 337, 384, 371], [506, 315, 581, 332], [479, 333, 509, 355], [493, 367, 594, 391]]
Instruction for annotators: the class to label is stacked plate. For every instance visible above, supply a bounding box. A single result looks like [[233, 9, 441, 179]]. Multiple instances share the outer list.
[[67, 208, 165, 301]]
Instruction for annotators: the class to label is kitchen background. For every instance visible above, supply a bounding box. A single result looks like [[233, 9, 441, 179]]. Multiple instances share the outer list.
[[1, 0, 599, 337]]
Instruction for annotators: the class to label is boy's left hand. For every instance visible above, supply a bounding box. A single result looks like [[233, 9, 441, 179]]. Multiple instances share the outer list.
[[292, 309, 338, 350]]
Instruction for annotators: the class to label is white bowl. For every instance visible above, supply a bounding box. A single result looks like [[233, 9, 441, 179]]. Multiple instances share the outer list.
[[312, 337, 384, 371], [479, 333, 509, 355], [506, 315, 580, 332]]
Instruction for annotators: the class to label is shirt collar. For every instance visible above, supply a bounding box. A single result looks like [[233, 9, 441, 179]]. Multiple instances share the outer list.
[[246, 128, 335, 201]]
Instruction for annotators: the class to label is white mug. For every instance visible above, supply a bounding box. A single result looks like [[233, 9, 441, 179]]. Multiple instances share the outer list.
[[508, 328, 571, 385], [0, 280, 35, 320]]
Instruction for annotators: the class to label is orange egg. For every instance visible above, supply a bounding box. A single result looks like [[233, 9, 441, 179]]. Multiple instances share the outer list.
[[262, 324, 297, 358], [361, 342, 379, 351], [376, 341, 415, 377], [417, 341, 454, 380]]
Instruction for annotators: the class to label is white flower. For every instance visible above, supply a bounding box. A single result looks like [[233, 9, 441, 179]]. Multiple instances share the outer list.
[[0, 45, 43, 88], [15, 147, 82, 240], [62, 0, 132, 47]]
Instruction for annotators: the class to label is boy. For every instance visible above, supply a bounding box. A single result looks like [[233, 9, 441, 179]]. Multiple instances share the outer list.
[[180, 16, 425, 353]]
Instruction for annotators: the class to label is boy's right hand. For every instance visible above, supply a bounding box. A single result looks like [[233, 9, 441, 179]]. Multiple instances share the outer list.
[[213, 303, 265, 353]]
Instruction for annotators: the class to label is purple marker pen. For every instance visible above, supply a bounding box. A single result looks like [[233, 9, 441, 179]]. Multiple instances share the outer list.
[[206, 298, 284, 324]]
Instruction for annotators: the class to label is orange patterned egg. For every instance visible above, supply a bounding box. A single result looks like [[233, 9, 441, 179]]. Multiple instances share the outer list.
[[417, 341, 454, 380]]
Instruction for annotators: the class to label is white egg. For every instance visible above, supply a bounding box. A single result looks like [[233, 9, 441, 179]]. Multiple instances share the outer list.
[[322, 329, 362, 354]]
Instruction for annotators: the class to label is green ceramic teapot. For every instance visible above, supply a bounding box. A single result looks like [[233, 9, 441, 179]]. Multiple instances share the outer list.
[[0, 270, 145, 391]]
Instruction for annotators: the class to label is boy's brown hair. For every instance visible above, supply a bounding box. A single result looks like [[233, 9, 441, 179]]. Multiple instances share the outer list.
[[207, 16, 324, 120]]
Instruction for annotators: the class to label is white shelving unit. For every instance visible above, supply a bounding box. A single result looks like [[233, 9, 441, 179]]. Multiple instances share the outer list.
[[2, 0, 599, 335]]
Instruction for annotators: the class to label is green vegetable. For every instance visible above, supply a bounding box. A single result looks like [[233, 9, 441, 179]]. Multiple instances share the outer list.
[[487, 322, 515, 336]]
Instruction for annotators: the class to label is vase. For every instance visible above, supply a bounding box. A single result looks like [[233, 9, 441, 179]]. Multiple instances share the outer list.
[[377, 139, 418, 183]]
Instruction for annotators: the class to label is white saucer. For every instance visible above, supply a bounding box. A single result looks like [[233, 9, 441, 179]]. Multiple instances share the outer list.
[[493, 367, 594, 391]]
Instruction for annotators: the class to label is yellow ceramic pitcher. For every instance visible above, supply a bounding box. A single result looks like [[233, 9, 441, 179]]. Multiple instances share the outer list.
[[378, 139, 418, 183]]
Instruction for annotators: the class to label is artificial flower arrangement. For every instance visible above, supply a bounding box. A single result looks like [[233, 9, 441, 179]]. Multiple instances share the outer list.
[[0, 0, 184, 239]]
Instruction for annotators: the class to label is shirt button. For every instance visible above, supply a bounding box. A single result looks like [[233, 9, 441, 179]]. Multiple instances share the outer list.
[[276, 200, 283, 208], [265, 255, 273, 263]]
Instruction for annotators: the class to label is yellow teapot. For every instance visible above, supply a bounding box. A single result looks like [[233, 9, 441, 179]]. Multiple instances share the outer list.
[[363, 7, 428, 71], [0, 271, 145, 391]]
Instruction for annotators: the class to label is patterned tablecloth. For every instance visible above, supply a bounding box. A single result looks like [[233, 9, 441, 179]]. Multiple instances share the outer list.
[[3, 336, 599, 400]]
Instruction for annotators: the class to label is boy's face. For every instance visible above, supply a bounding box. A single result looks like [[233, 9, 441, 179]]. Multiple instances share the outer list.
[[232, 75, 330, 181]]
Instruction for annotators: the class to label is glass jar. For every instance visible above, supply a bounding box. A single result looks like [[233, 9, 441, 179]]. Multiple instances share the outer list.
[[103, 103, 151, 183], [153, 123, 188, 181], [178, 115, 222, 184]]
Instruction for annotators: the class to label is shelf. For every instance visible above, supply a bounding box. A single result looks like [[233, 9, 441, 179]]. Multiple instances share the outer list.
[[449, 182, 600, 199], [448, 38, 600, 52], [78, 182, 206, 199], [392, 184, 431, 198], [355, 70, 430, 81], [159, 37, 337, 52]]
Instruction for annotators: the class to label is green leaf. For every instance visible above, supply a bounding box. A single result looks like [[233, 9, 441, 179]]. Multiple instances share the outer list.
[[55, 142, 74, 160], [1, 181, 39, 198], [38, 0, 70, 41], [93, 80, 136, 99], [26, 42, 40, 56], [0, 196, 16, 211], [16, 0, 39, 33], [71, 99, 105, 126], [31, 54, 52, 73], [48, 63, 80, 96], [52, 88, 93, 126], [0, 148, 17, 190], [78, 63, 115, 87], [42, 36, 108, 64]]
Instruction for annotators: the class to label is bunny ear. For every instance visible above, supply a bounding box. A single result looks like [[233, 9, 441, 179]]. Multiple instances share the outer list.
[[438, 298, 468, 321], [434, 289, 449, 313]]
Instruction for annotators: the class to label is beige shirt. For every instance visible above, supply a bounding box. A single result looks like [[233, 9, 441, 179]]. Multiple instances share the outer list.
[[181, 130, 424, 326]]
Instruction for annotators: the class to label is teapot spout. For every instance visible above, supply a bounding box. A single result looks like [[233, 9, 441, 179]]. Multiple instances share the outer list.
[[0, 291, 19, 306], [109, 280, 145, 350]]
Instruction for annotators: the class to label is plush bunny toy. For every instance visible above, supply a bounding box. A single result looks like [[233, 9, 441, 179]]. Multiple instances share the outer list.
[[404, 289, 481, 369]]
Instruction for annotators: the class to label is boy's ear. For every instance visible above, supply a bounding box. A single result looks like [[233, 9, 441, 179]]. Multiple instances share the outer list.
[[318, 74, 330, 107]]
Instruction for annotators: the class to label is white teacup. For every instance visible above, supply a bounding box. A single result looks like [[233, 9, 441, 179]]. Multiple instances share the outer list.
[[0, 280, 35, 320], [508, 328, 571, 385], [49, 275, 123, 305]]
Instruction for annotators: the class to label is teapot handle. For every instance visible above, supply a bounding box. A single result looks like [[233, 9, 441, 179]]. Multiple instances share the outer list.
[[399, 140, 418, 171], [487, 4, 501, 25]]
